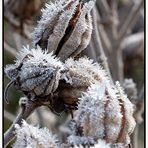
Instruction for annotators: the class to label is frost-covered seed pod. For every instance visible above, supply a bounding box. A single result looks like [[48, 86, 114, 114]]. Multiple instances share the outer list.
[[69, 82, 136, 147], [32, 0, 96, 61], [5, 46, 64, 100], [58, 57, 109, 107], [13, 120, 59, 148]]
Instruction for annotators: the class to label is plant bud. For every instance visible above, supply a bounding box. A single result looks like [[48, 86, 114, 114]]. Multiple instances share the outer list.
[[33, 0, 96, 61], [69, 82, 136, 147], [57, 57, 108, 108], [5, 46, 64, 100]]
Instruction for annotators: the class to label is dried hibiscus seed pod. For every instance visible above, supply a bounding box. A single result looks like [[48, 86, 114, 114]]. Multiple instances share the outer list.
[[5, 46, 64, 102], [68, 82, 136, 147], [33, 0, 96, 61], [56, 57, 109, 111]]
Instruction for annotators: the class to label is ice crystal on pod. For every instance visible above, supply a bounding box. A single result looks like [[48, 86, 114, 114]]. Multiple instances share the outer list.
[[5, 46, 64, 99], [92, 139, 111, 148], [72, 139, 111, 148], [68, 135, 95, 146], [69, 80, 135, 146], [32, 0, 96, 61], [115, 81, 136, 144], [58, 57, 111, 108], [13, 120, 59, 148], [62, 57, 110, 87]]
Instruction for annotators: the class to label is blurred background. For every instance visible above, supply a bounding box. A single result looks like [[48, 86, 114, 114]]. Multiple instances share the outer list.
[[4, 0, 144, 147]]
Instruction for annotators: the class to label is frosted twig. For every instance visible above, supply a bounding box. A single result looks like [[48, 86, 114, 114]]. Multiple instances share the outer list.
[[4, 98, 41, 147], [119, 0, 144, 40]]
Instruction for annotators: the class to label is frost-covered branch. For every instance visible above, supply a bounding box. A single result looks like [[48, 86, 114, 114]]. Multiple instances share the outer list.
[[4, 97, 40, 146], [12, 120, 59, 148]]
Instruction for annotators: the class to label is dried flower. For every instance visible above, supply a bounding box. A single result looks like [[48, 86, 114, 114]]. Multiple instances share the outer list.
[[69, 81, 136, 146], [5, 46, 64, 101], [32, 0, 96, 61], [13, 120, 59, 148], [57, 57, 110, 111]]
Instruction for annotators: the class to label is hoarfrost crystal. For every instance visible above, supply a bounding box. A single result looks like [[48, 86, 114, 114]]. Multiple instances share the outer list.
[[5, 46, 64, 99], [32, 0, 96, 61], [13, 120, 59, 148]]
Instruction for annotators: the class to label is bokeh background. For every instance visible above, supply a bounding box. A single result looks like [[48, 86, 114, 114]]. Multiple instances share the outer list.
[[4, 0, 144, 147]]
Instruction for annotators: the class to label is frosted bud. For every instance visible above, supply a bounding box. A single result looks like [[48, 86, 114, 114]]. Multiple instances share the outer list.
[[13, 120, 59, 148], [5, 46, 64, 100], [58, 57, 109, 109], [32, 0, 96, 61], [70, 81, 136, 147]]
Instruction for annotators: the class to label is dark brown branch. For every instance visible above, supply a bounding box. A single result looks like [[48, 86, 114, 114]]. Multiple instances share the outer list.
[[4, 99, 41, 147]]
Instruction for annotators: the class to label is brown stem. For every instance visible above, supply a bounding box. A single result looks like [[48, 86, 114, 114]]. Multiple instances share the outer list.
[[92, 7, 113, 83], [4, 99, 40, 147]]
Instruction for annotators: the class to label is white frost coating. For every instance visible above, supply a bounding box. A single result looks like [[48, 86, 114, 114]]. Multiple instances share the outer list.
[[47, 0, 79, 51], [93, 140, 111, 148], [105, 95, 122, 142], [32, 0, 72, 45], [74, 82, 107, 139], [68, 135, 95, 146], [115, 81, 136, 144], [71, 139, 111, 148], [16, 46, 63, 69], [62, 57, 110, 86], [5, 46, 64, 96], [13, 120, 59, 148], [58, 0, 95, 59]]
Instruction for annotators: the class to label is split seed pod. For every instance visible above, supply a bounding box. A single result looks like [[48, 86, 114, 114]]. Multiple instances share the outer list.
[[5, 46, 64, 102], [33, 0, 96, 61], [68, 82, 136, 147]]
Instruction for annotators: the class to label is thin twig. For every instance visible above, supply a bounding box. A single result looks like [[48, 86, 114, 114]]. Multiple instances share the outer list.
[[119, 0, 144, 40], [94, 6, 112, 53], [92, 7, 113, 83], [4, 99, 40, 147], [96, 0, 110, 18]]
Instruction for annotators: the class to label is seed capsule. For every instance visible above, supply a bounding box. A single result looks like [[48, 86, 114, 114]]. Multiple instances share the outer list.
[[68, 82, 136, 147], [33, 0, 96, 61], [5, 46, 64, 101]]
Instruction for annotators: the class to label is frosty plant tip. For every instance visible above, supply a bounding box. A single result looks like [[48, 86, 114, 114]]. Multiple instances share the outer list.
[[68, 82, 136, 147], [32, 0, 96, 61], [4, 46, 64, 104]]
